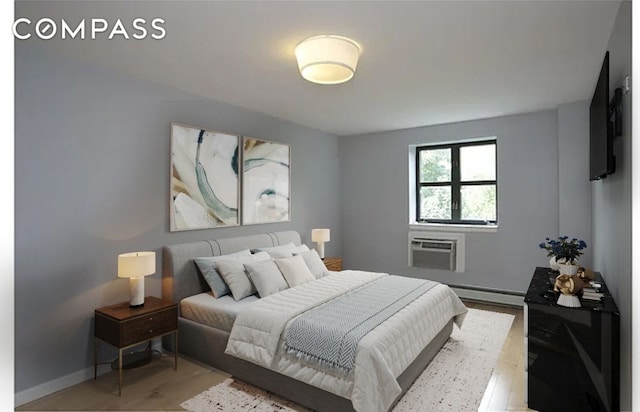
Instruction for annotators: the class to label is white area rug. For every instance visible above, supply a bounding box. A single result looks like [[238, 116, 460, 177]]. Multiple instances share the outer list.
[[181, 308, 515, 412]]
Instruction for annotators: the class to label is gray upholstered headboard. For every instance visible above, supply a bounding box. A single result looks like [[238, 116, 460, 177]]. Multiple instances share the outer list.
[[162, 231, 302, 308]]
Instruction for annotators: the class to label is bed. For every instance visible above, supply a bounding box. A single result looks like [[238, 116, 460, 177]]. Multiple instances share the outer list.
[[162, 230, 467, 412]]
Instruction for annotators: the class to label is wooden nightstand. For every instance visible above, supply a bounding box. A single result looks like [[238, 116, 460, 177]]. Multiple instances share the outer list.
[[323, 257, 343, 271], [94, 296, 178, 395]]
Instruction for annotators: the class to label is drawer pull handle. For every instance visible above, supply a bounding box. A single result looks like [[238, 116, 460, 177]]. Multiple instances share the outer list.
[[149, 329, 153, 333], [149, 317, 153, 321]]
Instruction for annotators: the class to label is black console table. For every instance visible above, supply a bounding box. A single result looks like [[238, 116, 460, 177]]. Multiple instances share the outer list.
[[525, 267, 619, 412]]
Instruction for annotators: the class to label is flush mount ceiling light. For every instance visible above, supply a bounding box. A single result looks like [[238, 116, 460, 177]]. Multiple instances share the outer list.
[[295, 35, 361, 85]]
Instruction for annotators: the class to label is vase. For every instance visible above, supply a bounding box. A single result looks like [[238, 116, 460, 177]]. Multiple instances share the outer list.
[[549, 257, 568, 271], [558, 262, 579, 276]]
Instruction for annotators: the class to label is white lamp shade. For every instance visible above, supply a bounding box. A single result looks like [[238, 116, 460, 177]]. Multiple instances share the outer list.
[[295, 35, 361, 85], [312, 228, 330, 242], [118, 251, 156, 279]]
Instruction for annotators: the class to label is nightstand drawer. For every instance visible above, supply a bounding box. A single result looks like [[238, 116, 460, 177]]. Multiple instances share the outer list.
[[121, 307, 177, 346]]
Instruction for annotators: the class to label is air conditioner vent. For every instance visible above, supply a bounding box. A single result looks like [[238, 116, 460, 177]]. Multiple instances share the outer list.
[[408, 232, 465, 273]]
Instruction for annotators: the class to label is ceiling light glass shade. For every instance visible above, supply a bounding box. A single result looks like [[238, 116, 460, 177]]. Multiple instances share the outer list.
[[295, 35, 361, 85]]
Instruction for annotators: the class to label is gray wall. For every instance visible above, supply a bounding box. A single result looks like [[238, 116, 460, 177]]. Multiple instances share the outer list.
[[15, 43, 341, 394], [557, 101, 592, 268], [591, 1, 632, 409], [340, 110, 569, 293]]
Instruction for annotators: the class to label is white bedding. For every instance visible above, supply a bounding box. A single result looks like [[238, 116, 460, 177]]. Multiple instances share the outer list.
[[181, 292, 259, 332], [225, 270, 468, 412]]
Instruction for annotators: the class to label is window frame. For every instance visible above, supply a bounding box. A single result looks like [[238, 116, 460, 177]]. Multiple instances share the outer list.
[[415, 139, 497, 225]]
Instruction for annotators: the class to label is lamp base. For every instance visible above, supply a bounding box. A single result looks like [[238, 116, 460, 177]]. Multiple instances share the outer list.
[[129, 277, 145, 307], [316, 242, 325, 259]]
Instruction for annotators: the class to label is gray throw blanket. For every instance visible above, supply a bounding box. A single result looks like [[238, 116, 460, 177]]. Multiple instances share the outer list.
[[284, 275, 437, 376]]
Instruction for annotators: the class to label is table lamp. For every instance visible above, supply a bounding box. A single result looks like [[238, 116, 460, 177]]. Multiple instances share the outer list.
[[312, 228, 330, 259], [118, 251, 156, 307]]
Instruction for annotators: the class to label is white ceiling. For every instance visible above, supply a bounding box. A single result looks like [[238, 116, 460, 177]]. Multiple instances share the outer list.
[[18, 1, 621, 136]]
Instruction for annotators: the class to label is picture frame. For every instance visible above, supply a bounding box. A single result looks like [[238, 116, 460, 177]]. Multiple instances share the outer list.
[[170, 123, 240, 231], [242, 136, 291, 225]]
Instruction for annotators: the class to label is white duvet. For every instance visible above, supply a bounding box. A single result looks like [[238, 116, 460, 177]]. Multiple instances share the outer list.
[[225, 270, 468, 412]]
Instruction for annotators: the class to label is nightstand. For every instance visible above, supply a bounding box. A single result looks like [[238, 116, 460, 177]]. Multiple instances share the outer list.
[[323, 257, 342, 271], [94, 296, 178, 395]]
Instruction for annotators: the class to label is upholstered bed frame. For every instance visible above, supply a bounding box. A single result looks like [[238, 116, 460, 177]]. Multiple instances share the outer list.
[[161, 230, 453, 411]]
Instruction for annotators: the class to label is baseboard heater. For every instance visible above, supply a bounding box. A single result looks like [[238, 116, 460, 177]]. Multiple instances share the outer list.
[[447, 284, 525, 307]]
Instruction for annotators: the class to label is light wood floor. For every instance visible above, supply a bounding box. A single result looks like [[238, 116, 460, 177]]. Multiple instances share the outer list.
[[17, 301, 535, 411]]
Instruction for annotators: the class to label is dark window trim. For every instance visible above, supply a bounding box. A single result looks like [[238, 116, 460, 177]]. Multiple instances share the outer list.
[[416, 140, 497, 225]]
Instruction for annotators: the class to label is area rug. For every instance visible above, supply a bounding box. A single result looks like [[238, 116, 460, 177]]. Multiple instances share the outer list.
[[180, 308, 515, 412]]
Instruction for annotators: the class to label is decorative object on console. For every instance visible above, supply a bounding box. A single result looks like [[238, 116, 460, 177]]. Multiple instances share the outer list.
[[170, 123, 240, 231], [553, 274, 584, 308], [539, 236, 587, 276], [549, 256, 564, 271], [242, 137, 290, 224], [558, 262, 579, 276], [294, 35, 361, 85], [118, 251, 156, 307], [577, 266, 595, 281], [311, 228, 330, 258]]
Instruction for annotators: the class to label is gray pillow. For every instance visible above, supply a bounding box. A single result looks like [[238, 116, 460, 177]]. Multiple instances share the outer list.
[[244, 260, 289, 297], [216, 252, 270, 301], [194, 249, 252, 298], [296, 249, 328, 279]]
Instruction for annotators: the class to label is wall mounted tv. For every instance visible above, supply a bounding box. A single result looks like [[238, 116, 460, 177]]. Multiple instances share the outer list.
[[589, 51, 622, 181]]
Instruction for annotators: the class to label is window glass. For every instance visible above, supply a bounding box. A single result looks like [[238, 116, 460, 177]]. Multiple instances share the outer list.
[[461, 185, 496, 221], [419, 186, 451, 220], [419, 148, 451, 183], [460, 144, 496, 181]]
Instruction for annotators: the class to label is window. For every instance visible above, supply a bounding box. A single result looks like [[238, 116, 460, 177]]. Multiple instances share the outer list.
[[416, 140, 497, 225]]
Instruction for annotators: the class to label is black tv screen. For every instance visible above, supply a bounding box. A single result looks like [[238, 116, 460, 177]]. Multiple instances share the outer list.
[[589, 51, 615, 180]]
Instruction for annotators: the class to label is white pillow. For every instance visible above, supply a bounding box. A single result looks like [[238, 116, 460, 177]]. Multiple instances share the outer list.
[[216, 252, 270, 300], [253, 243, 310, 258], [296, 249, 328, 279], [276, 254, 315, 287], [193, 249, 252, 298], [244, 260, 289, 297]]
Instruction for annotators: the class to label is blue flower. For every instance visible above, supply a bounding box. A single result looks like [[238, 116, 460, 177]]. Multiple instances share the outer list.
[[539, 236, 587, 264]]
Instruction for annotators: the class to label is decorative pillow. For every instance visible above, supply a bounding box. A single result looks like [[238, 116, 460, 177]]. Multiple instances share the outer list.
[[276, 254, 315, 287], [296, 249, 328, 279], [216, 252, 270, 301], [252, 243, 310, 258], [193, 249, 252, 298], [244, 260, 289, 298]]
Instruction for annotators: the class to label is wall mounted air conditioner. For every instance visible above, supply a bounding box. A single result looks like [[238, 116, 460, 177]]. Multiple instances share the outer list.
[[408, 231, 465, 273]]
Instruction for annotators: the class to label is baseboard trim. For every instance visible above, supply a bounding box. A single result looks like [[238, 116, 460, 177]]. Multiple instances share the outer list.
[[15, 366, 95, 407], [15, 341, 163, 407], [449, 284, 525, 307]]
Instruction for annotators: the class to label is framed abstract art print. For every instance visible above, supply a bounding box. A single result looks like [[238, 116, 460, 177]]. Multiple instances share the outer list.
[[170, 123, 240, 231], [241, 137, 290, 225]]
